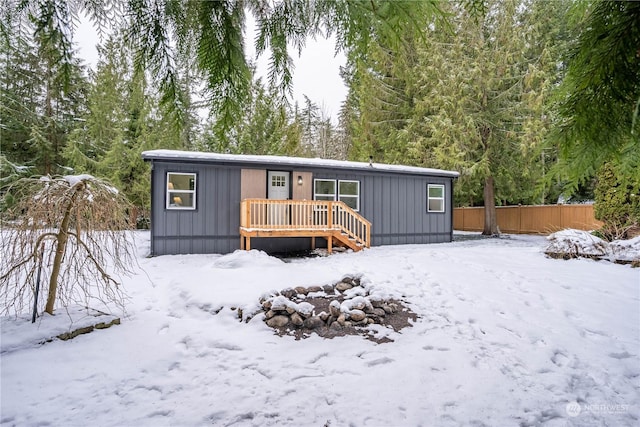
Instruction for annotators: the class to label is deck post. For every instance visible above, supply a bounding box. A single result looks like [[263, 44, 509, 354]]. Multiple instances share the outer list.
[[366, 223, 371, 248], [245, 200, 251, 228], [311, 237, 316, 250], [327, 235, 333, 254], [246, 236, 251, 251], [240, 235, 244, 250]]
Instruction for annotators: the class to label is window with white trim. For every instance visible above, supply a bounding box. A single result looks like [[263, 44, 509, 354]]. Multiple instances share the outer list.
[[427, 184, 445, 213], [338, 180, 360, 211], [167, 172, 196, 210], [314, 179, 361, 211], [313, 179, 336, 201]]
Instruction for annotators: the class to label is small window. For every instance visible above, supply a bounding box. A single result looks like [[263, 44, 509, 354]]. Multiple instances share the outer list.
[[314, 179, 336, 201], [338, 180, 360, 211], [427, 184, 445, 213], [272, 175, 286, 187], [167, 172, 196, 210]]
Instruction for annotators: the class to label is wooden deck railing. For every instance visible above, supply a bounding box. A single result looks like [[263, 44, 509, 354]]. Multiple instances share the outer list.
[[240, 199, 371, 251]]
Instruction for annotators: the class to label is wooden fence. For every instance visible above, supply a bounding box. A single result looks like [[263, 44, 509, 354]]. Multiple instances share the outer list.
[[453, 204, 603, 234]]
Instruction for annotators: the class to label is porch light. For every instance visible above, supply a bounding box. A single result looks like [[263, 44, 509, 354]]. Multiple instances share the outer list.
[[297, 175, 303, 185]]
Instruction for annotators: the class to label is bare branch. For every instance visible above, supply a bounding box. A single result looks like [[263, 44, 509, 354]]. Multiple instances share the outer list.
[[1, 175, 135, 316]]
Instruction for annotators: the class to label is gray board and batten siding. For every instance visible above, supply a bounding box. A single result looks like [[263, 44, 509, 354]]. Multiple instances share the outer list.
[[142, 150, 459, 256]]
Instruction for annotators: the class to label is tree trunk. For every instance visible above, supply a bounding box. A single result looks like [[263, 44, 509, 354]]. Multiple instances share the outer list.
[[44, 182, 84, 314], [482, 175, 499, 236]]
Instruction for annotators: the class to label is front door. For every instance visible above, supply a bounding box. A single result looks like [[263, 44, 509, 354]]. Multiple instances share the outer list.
[[267, 171, 289, 225], [267, 171, 289, 200]]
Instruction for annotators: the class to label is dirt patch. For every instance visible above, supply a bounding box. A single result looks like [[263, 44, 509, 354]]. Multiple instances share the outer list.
[[257, 276, 418, 343]]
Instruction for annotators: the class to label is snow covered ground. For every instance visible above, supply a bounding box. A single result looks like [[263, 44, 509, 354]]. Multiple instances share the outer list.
[[1, 232, 638, 426]]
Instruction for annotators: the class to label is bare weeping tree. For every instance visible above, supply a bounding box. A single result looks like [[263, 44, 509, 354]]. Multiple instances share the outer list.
[[0, 175, 135, 316]]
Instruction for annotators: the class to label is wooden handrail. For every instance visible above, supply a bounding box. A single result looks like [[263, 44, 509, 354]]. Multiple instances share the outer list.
[[240, 199, 371, 249], [332, 201, 371, 248]]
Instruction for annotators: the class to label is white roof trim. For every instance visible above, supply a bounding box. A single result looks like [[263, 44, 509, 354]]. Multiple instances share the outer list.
[[142, 150, 459, 178]]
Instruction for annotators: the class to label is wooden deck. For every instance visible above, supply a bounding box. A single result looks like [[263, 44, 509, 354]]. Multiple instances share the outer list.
[[239, 199, 371, 253]]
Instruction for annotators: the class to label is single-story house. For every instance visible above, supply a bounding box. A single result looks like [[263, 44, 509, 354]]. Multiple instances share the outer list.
[[142, 150, 459, 256]]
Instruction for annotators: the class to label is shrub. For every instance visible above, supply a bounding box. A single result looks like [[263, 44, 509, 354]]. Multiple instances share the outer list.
[[594, 163, 640, 240]]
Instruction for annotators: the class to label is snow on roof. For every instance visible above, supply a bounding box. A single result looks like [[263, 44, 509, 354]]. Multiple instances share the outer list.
[[141, 149, 459, 178]]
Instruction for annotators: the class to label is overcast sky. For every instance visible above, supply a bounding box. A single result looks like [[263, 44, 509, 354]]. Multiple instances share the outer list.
[[76, 15, 347, 123]]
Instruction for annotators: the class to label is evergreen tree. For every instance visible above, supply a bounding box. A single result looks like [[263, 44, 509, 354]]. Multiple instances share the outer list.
[[346, 29, 420, 164], [0, 30, 40, 173], [550, 1, 640, 192], [413, 0, 570, 234], [1, 14, 88, 176], [297, 96, 341, 159], [200, 75, 302, 156], [64, 36, 129, 176], [344, 0, 569, 234], [64, 31, 193, 212], [6, 0, 439, 132]]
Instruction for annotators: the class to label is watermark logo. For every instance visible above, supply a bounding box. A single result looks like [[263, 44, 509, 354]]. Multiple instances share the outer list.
[[565, 401, 631, 417], [566, 402, 581, 417]]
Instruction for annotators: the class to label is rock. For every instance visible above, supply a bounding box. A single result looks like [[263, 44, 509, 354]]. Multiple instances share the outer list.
[[326, 315, 336, 326], [336, 282, 353, 292], [322, 284, 335, 294], [266, 315, 290, 328], [329, 321, 343, 331], [270, 296, 289, 311], [370, 299, 385, 308], [349, 309, 366, 322], [237, 308, 243, 320], [348, 297, 367, 311], [265, 310, 276, 319], [337, 314, 346, 326], [388, 303, 399, 313], [262, 300, 272, 310], [303, 316, 325, 329], [329, 300, 341, 317], [307, 286, 323, 294], [57, 326, 94, 341], [364, 299, 374, 312], [94, 318, 120, 329], [286, 306, 296, 315], [318, 311, 329, 322], [353, 277, 361, 287], [372, 308, 386, 317], [382, 304, 393, 314], [294, 286, 308, 295], [345, 287, 366, 298], [341, 296, 371, 312], [344, 321, 352, 327], [367, 314, 382, 324], [366, 317, 376, 325], [290, 313, 304, 327], [341, 275, 354, 284], [296, 302, 315, 318], [280, 288, 296, 299]]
